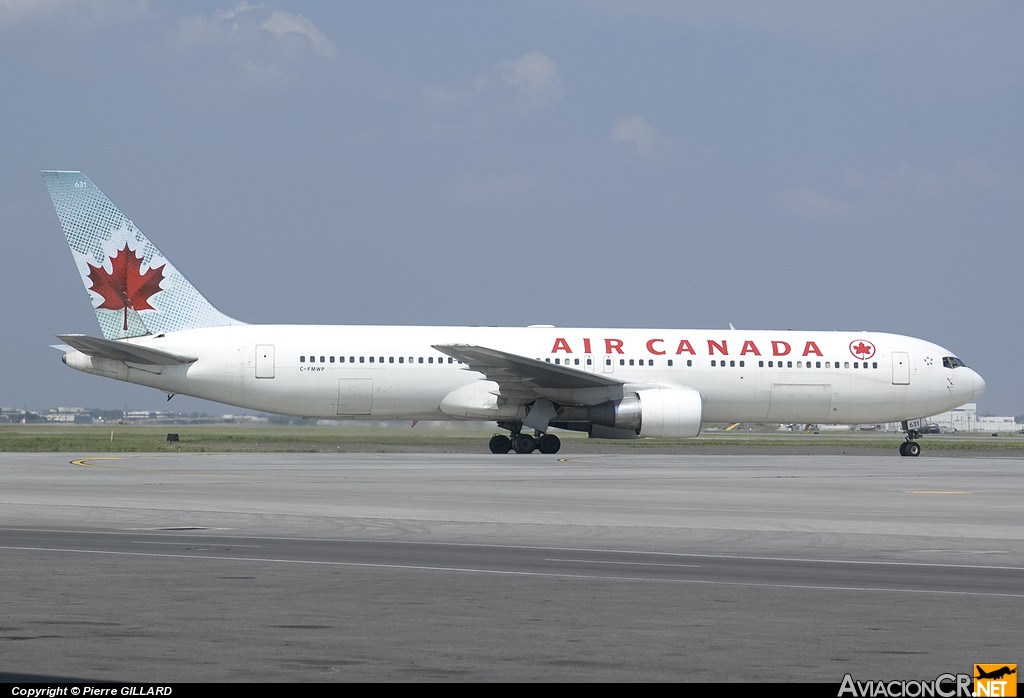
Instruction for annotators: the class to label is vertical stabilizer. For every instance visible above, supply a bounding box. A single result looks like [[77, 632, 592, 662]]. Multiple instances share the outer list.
[[42, 171, 240, 339]]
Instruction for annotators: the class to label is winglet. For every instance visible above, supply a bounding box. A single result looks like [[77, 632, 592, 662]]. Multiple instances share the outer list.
[[42, 171, 241, 340]]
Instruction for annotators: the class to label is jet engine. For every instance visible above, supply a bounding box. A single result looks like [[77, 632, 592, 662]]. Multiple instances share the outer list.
[[588, 387, 703, 438]]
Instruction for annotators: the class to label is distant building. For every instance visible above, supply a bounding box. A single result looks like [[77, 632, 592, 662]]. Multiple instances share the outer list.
[[45, 406, 93, 424], [926, 403, 1016, 433]]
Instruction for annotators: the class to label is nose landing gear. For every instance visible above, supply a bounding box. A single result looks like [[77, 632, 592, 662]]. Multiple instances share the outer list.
[[899, 421, 922, 456], [899, 439, 921, 457]]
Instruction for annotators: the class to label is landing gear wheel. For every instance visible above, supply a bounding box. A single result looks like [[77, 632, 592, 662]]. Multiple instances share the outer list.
[[900, 441, 921, 457], [489, 434, 512, 454], [537, 433, 561, 454], [513, 434, 537, 454]]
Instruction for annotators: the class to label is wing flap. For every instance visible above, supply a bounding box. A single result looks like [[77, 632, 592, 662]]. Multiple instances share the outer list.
[[57, 334, 197, 365], [433, 344, 624, 403]]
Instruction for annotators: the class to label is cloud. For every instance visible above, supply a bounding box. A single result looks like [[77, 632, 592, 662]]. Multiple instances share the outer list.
[[170, 3, 336, 88], [494, 52, 563, 109], [609, 116, 658, 155], [425, 52, 563, 115], [216, 1, 260, 21], [262, 10, 337, 58], [776, 159, 1016, 224]]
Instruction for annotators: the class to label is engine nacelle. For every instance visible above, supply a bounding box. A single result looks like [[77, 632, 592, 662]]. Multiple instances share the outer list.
[[590, 387, 703, 438]]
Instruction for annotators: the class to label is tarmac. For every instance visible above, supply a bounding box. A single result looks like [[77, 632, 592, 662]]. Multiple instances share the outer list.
[[1, 450, 1021, 682]]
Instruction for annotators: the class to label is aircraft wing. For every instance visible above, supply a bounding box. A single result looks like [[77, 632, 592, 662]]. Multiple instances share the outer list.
[[57, 334, 198, 366], [433, 344, 623, 402]]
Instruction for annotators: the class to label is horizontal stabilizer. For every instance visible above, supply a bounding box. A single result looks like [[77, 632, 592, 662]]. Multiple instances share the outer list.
[[57, 334, 197, 365]]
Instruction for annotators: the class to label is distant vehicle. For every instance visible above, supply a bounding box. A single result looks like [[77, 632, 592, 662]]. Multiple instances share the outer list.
[[920, 423, 941, 434]]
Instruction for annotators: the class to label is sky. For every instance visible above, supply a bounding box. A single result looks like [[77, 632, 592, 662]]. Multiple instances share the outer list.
[[1, 1, 1021, 417]]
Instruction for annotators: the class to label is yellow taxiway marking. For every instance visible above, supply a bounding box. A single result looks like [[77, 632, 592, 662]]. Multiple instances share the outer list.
[[907, 490, 972, 495], [71, 457, 124, 468]]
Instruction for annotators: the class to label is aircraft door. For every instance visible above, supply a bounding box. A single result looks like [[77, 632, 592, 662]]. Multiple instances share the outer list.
[[338, 379, 373, 415], [255, 344, 275, 379], [891, 352, 910, 385], [767, 383, 833, 421], [603, 354, 615, 374]]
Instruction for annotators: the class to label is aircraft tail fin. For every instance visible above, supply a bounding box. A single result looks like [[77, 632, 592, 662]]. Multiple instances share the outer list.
[[42, 171, 241, 340]]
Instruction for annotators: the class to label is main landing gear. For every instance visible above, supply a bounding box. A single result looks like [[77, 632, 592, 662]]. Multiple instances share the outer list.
[[899, 423, 922, 457], [489, 425, 561, 454]]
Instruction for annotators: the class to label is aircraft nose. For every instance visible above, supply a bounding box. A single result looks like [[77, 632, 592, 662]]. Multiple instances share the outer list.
[[971, 369, 986, 402]]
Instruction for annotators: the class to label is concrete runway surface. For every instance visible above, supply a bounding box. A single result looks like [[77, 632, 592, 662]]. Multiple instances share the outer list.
[[0, 451, 1021, 683]]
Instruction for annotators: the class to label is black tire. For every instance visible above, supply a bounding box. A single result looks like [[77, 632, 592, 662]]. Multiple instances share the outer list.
[[489, 434, 512, 454], [513, 434, 536, 454], [537, 433, 561, 454], [905, 441, 921, 457]]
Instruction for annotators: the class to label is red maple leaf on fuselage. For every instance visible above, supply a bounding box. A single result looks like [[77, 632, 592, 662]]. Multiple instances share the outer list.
[[87, 244, 166, 331], [852, 342, 873, 358]]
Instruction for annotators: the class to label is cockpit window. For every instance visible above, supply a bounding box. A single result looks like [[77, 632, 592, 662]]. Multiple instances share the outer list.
[[942, 356, 967, 369]]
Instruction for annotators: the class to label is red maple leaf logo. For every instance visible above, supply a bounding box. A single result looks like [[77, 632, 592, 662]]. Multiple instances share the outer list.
[[849, 340, 876, 360], [87, 244, 165, 331]]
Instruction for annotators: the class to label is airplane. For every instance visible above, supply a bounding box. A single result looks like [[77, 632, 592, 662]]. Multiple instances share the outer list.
[[975, 666, 1017, 681], [42, 170, 985, 456]]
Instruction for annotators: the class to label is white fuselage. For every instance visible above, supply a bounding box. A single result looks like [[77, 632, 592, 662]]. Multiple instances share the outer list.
[[62, 324, 985, 427]]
